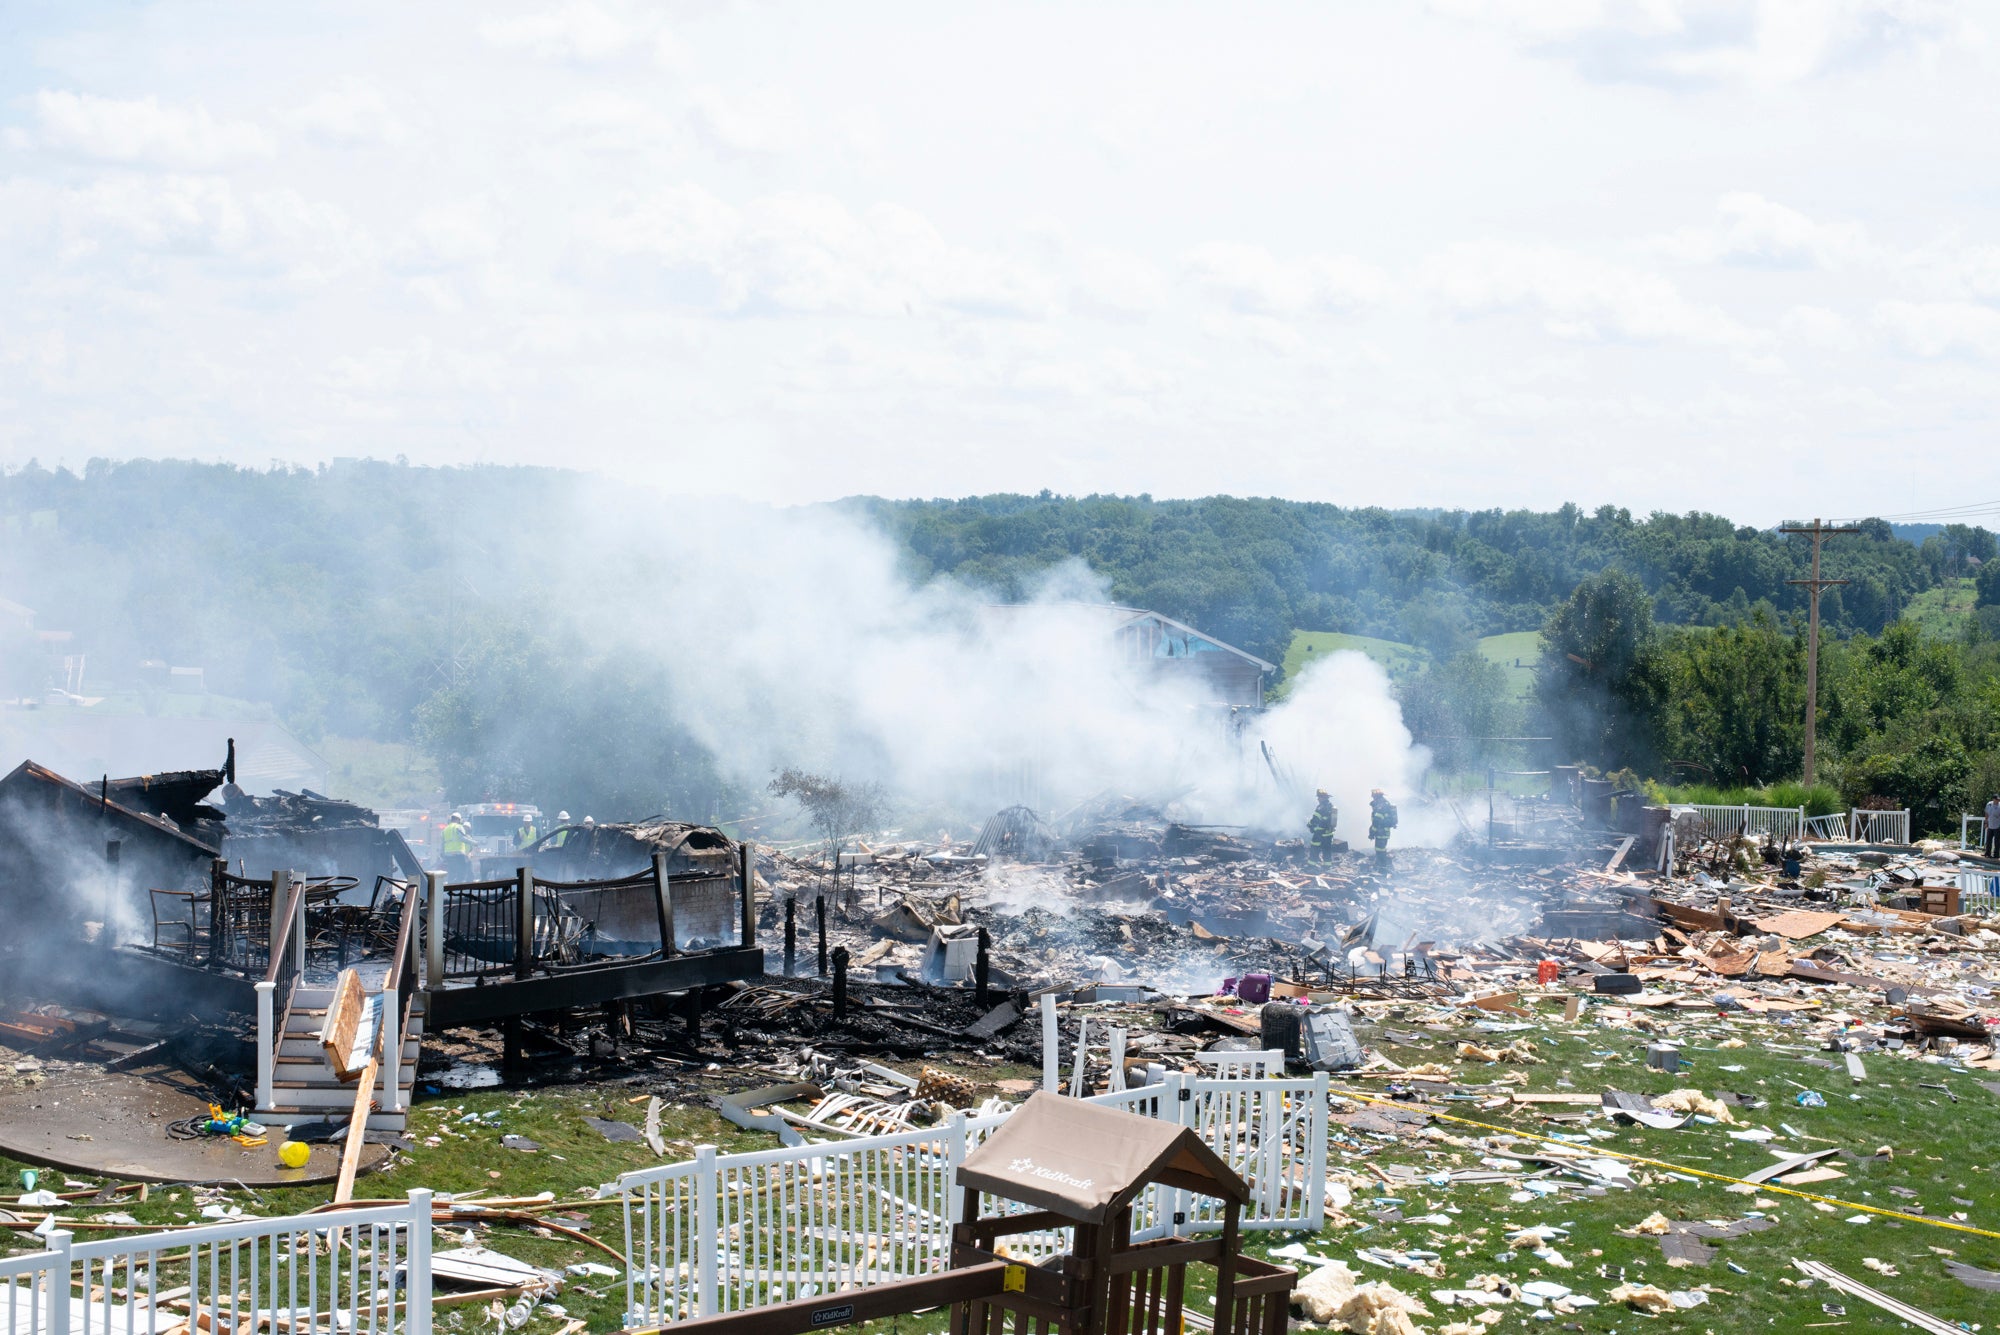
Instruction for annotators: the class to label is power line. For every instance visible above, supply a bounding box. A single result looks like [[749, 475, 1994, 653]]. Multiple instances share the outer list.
[[1828, 500, 2000, 525]]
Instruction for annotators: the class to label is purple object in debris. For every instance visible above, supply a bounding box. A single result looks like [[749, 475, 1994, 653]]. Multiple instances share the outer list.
[[1219, 976, 1238, 996], [1236, 972, 1272, 1004]]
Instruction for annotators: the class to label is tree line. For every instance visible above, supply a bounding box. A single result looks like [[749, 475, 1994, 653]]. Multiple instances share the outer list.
[[0, 460, 1987, 827], [1534, 571, 2000, 836]]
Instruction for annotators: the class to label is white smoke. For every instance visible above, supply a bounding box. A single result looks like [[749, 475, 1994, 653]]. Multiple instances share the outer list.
[[559, 491, 1440, 838]]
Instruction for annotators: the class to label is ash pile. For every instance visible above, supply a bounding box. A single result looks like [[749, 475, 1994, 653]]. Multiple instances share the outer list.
[[759, 793, 1600, 999]]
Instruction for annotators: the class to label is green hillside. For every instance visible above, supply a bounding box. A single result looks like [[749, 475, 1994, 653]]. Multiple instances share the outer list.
[[1476, 630, 1539, 699], [1904, 576, 1977, 638], [1277, 631, 1426, 697]]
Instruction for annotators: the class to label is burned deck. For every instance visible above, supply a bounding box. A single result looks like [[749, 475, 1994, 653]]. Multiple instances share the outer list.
[[126, 842, 766, 1033]]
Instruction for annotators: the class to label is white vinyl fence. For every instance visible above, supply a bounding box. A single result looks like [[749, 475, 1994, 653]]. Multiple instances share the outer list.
[[1689, 804, 1805, 842], [620, 1073, 1329, 1326], [1800, 810, 1914, 845], [1848, 809, 1912, 845], [1957, 871, 2000, 915], [1, 1243, 65, 1335], [3, 1193, 432, 1335]]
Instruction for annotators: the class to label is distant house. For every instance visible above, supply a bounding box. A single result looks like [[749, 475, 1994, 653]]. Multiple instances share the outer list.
[[985, 603, 1276, 710]]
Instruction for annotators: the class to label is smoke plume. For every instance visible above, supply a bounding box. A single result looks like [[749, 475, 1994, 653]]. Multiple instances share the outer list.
[[558, 490, 1441, 838]]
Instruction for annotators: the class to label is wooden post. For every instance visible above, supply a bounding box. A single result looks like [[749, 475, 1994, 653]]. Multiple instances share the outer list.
[[515, 866, 534, 979], [208, 858, 226, 964], [254, 980, 275, 1110], [268, 869, 287, 971], [284, 870, 304, 977], [738, 841, 756, 948], [1214, 1201, 1240, 1335], [1784, 518, 1859, 786], [784, 898, 797, 977], [832, 945, 849, 1019], [1042, 992, 1059, 1092], [651, 852, 675, 958], [382, 987, 402, 1113], [424, 869, 445, 986], [816, 895, 828, 976], [975, 927, 990, 1006]]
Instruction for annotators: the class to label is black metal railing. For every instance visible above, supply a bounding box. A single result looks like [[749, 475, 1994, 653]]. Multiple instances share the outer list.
[[434, 876, 530, 981], [430, 855, 751, 983]]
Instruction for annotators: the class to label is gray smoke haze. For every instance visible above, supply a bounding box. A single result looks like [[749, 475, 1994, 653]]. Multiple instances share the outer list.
[[559, 490, 1444, 838]]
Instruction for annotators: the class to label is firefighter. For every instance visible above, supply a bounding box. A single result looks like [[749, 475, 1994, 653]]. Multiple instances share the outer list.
[[1367, 789, 1398, 859], [515, 813, 539, 850], [440, 811, 473, 881], [1306, 790, 1338, 863]]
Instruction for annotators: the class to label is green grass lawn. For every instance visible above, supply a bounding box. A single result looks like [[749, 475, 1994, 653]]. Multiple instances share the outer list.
[[1278, 632, 1427, 698], [1476, 631, 1540, 700], [1905, 577, 1978, 639], [1321, 994, 2000, 1331], [4, 1020, 1995, 1334]]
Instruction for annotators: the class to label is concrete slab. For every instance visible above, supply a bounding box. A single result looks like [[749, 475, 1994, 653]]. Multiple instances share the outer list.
[[0, 1070, 387, 1184]]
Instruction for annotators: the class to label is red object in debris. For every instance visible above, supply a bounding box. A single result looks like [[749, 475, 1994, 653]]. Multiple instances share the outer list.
[[1538, 960, 1560, 985], [1236, 973, 1272, 1004]]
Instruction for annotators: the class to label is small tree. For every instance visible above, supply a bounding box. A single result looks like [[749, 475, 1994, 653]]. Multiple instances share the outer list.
[[768, 769, 888, 893]]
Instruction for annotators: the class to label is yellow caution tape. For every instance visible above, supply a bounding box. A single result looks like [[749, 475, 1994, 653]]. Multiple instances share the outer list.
[[1329, 1085, 2000, 1241]]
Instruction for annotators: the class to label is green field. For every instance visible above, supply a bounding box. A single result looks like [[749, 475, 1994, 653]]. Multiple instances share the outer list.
[[1477, 629, 1540, 699], [1279, 629, 1540, 700], [1277, 631, 1429, 696], [1904, 576, 1978, 638]]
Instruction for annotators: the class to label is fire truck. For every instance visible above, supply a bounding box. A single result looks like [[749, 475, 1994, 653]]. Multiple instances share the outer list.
[[460, 802, 544, 877]]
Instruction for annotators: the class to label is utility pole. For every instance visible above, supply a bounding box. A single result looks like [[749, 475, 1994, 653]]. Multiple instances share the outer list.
[[1783, 518, 1860, 785]]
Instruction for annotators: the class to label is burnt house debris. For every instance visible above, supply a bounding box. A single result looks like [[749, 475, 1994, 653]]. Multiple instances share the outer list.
[[0, 759, 220, 941]]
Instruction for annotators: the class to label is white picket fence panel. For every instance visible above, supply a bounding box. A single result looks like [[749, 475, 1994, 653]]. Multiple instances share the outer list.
[[1, 1244, 65, 1335], [1802, 813, 1850, 841], [1957, 872, 2000, 915], [1849, 809, 1912, 845], [4, 1194, 431, 1335], [620, 1073, 1329, 1326], [1689, 805, 1805, 841]]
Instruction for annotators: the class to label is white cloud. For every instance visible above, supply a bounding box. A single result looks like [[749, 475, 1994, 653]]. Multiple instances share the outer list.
[[290, 82, 404, 147], [548, 92, 675, 151], [479, 2, 656, 63], [1182, 242, 1392, 314], [1782, 304, 1861, 350], [1654, 192, 1869, 268], [1424, 240, 1761, 348], [686, 88, 798, 159], [4, 173, 364, 292], [1070, 249, 1166, 317], [1445, 0, 1973, 87], [1876, 299, 2000, 359], [582, 186, 1060, 319], [1947, 245, 2000, 303], [29, 90, 273, 168], [392, 203, 499, 274]]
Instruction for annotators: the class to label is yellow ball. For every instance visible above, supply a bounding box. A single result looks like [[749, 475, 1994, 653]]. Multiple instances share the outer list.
[[279, 1141, 311, 1169]]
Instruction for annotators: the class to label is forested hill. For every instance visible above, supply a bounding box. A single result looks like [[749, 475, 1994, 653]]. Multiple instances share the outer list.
[[0, 462, 1985, 817], [854, 494, 1965, 668]]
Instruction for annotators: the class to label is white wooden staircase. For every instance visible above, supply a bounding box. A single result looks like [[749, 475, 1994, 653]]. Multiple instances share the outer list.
[[259, 984, 423, 1134]]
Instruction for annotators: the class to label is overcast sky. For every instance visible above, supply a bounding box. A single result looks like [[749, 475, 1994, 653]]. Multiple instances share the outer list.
[[1, 2, 1995, 522]]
